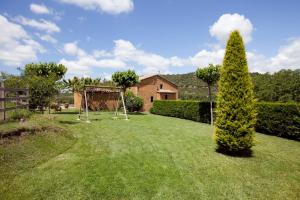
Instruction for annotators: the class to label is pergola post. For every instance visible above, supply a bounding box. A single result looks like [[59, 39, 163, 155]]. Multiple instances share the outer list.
[[84, 89, 90, 123], [120, 91, 128, 120], [0, 81, 5, 121]]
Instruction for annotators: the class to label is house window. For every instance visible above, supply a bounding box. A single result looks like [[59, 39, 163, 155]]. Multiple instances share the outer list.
[[165, 94, 168, 99], [151, 96, 154, 102], [160, 84, 163, 89]]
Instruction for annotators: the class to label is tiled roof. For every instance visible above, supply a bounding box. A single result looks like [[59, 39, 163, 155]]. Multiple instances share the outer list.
[[139, 74, 178, 87]]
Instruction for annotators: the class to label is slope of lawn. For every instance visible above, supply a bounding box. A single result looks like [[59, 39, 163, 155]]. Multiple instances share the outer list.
[[0, 111, 299, 199]]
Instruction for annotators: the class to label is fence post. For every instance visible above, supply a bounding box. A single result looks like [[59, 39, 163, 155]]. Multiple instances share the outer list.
[[27, 89, 29, 110], [0, 81, 5, 121]]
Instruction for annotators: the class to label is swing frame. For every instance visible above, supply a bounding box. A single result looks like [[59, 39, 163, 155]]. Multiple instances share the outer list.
[[78, 85, 128, 122]]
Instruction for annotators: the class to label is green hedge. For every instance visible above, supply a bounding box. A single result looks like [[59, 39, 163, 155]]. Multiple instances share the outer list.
[[150, 100, 215, 124], [256, 102, 300, 140], [151, 100, 300, 140]]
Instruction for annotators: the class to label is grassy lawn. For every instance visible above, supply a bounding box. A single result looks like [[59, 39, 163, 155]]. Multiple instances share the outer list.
[[1, 111, 299, 199]]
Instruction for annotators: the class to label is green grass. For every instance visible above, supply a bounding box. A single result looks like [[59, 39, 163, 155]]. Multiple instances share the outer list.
[[1, 111, 299, 199]]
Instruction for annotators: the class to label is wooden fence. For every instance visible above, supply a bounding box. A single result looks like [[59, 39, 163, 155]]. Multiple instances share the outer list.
[[0, 81, 29, 121]]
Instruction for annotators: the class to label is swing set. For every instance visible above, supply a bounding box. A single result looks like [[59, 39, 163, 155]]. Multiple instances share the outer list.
[[77, 85, 128, 123]]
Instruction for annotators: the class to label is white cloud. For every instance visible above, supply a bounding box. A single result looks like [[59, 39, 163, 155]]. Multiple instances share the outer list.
[[37, 33, 57, 44], [30, 3, 51, 14], [60, 41, 127, 75], [270, 38, 300, 70], [57, 0, 134, 14], [0, 15, 44, 66], [14, 16, 60, 33], [93, 50, 112, 58], [63, 42, 86, 57], [209, 13, 254, 44], [190, 38, 300, 73], [60, 35, 300, 76], [77, 16, 86, 23], [113, 39, 182, 73], [190, 48, 224, 67]]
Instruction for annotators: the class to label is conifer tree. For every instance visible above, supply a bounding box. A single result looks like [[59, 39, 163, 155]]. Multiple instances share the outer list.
[[215, 31, 256, 153]]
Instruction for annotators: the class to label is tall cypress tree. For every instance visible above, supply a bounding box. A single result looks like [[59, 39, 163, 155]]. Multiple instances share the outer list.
[[215, 31, 256, 153]]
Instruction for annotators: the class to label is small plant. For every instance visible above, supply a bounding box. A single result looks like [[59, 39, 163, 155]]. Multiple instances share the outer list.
[[50, 103, 62, 111], [9, 109, 32, 121], [124, 91, 144, 112], [64, 103, 69, 109]]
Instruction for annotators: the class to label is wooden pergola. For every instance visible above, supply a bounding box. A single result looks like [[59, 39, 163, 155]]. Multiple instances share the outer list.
[[79, 85, 128, 122]]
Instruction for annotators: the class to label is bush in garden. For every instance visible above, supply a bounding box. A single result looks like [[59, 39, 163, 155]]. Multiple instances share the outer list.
[[50, 103, 61, 111], [9, 109, 32, 121], [124, 91, 143, 112], [214, 31, 256, 154], [64, 103, 69, 109]]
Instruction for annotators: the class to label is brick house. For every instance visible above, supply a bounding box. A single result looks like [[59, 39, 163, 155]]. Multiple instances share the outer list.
[[129, 74, 178, 111]]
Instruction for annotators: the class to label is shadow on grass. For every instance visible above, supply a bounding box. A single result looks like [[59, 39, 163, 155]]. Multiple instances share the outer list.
[[128, 112, 147, 115], [216, 147, 253, 158], [90, 118, 101, 121], [55, 111, 79, 115], [59, 120, 80, 125]]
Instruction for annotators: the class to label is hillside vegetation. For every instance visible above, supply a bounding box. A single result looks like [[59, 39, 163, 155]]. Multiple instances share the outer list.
[[163, 69, 300, 102]]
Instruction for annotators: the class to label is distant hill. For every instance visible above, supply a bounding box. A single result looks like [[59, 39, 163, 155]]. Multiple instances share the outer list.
[[162, 69, 300, 102], [162, 73, 215, 101]]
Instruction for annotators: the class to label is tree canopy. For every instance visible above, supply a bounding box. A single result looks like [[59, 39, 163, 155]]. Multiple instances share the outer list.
[[24, 62, 67, 80], [196, 64, 220, 85], [112, 70, 139, 91]]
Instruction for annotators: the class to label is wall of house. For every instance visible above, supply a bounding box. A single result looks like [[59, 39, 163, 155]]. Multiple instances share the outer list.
[[137, 76, 178, 111], [158, 93, 177, 100]]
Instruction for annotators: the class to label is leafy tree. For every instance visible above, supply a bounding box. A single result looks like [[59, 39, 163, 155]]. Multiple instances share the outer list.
[[112, 70, 139, 92], [24, 62, 67, 112], [215, 31, 256, 154], [27, 75, 58, 113], [196, 64, 220, 125], [63, 77, 102, 92]]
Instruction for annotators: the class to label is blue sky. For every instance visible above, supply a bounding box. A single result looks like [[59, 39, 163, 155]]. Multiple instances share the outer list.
[[1, 0, 300, 79]]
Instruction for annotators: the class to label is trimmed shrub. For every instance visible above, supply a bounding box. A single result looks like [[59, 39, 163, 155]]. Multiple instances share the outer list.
[[215, 31, 256, 153], [151, 100, 300, 141], [9, 109, 32, 121], [256, 102, 300, 140], [124, 91, 144, 112], [150, 100, 214, 123]]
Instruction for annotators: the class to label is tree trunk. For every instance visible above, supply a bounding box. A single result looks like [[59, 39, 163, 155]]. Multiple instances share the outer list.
[[41, 103, 44, 114], [208, 85, 213, 126]]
